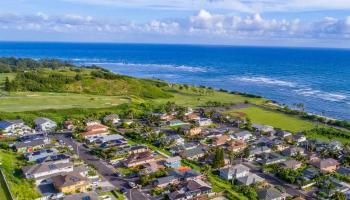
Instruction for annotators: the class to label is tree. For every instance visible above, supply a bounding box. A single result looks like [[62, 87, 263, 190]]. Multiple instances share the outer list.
[[74, 74, 82, 81], [331, 192, 346, 200], [212, 148, 225, 169], [4, 76, 10, 91], [201, 164, 212, 175], [245, 117, 252, 131]]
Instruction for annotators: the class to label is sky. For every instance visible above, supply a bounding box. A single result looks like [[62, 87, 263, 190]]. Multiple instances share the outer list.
[[0, 0, 350, 48]]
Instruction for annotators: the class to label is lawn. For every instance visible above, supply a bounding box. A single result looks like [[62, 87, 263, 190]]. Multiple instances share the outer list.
[[232, 106, 315, 133], [0, 173, 11, 200], [152, 86, 265, 108], [0, 150, 41, 200], [0, 92, 131, 112]]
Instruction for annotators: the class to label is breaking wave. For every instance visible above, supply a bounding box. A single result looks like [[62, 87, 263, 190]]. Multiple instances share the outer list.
[[232, 76, 297, 87], [82, 62, 209, 73]]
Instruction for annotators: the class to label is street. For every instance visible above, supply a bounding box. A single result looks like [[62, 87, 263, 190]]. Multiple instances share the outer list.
[[53, 133, 149, 200]]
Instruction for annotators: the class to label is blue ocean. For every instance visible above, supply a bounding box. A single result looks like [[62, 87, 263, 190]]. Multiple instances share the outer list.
[[0, 42, 349, 120]]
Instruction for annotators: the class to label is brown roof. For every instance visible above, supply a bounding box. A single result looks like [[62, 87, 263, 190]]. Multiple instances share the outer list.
[[82, 124, 109, 137], [123, 151, 154, 165], [228, 140, 246, 149], [52, 172, 87, 188], [313, 158, 340, 169], [213, 135, 230, 146]]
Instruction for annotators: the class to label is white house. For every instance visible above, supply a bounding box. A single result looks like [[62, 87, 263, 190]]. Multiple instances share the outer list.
[[0, 119, 35, 136], [219, 164, 250, 180], [253, 124, 274, 133], [22, 161, 74, 184], [231, 131, 253, 141], [34, 118, 57, 132], [103, 114, 120, 124], [196, 118, 213, 126]]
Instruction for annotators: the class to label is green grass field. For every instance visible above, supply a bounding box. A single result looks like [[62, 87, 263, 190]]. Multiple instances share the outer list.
[[0, 150, 41, 200], [0, 175, 11, 200], [232, 106, 315, 133], [152, 86, 265, 107], [0, 92, 131, 112]]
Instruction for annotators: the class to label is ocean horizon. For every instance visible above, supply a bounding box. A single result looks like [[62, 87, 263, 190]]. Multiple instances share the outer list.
[[0, 42, 349, 120]]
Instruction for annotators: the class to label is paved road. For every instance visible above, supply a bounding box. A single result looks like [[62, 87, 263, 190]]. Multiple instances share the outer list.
[[243, 162, 313, 200], [53, 133, 149, 200]]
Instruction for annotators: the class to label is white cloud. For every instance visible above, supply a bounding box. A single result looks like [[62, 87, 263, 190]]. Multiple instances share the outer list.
[[0, 11, 349, 42]]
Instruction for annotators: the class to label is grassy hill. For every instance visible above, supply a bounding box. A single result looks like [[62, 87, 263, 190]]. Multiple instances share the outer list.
[[4, 67, 172, 99]]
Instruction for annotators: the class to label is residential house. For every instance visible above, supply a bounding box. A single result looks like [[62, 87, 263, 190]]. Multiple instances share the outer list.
[[180, 146, 205, 161], [249, 146, 272, 160], [337, 167, 350, 176], [292, 133, 307, 143], [163, 134, 185, 146], [85, 119, 101, 126], [212, 134, 230, 146], [122, 151, 155, 167], [40, 154, 70, 164], [141, 161, 165, 174], [170, 168, 203, 181], [257, 153, 286, 165], [195, 118, 213, 126], [328, 141, 343, 151], [219, 164, 250, 180], [25, 148, 58, 162], [186, 113, 200, 121], [95, 134, 124, 143], [103, 114, 120, 124], [168, 179, 212, 200], [253, 124, 274, 133], [237, 173, 265, 186], [275, 130, 292, 138], [0, 119, 35, 136], [22, 161, 74, 183], [15, 138, 50, 153], [312, 158, 340, 173], [300, 167, 320, 182], [281, 159, 303, 170], [267, 139, 289, 151], [257, 187, 286, 200], [181, 125, 201, 136], [129, 145, 149, 154], [34, 118, 57, 132], [282, 147, 306, 157], [52, 172, 90, 193], [81, 123, 109, 139], [165, 156, 182, 168], [231, 131, 253, 141], [227, 140, 247, 153], [154, 175, 179, 188], [63, 120, 74, 130]]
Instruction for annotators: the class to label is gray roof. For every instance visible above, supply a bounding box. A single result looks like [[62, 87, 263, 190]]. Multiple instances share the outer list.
[[22, 161, 73, 175], [257, 188, 283, 200], [237, 173, 264, 185], [103, 114, 119, 121], [15, 139, 46, 149], [155, 175, 177, 185], [183, 146, 205, 158], [220, 164, 249, 176], [34, 117, 55, 125], [235, 131, 252, 137], [337, 167, 350, 175], [0, 119, 24, 129]]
